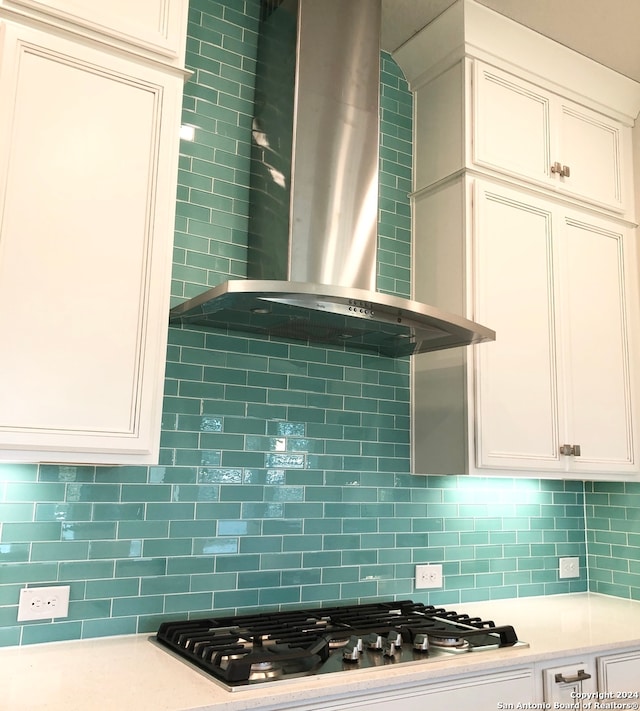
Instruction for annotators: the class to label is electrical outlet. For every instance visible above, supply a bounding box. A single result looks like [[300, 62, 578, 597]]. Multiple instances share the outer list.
[[415, 564, 443, 589], [17, 585, 70, 621], [559, 557, 580, 579]]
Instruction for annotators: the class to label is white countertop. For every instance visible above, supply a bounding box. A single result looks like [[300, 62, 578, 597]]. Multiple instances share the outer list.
[[2, 593, 640, 711]]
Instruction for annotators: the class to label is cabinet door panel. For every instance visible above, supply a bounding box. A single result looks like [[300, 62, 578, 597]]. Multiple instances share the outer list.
[[473, 63, 551, 184], [294, 668, 535, 711], [598, 650, 640, 692], [4, 0, 188, 61], [558, 103, 625, 212], [0, 23, 179, 462], [561, 215, 635, 471], [474, 185, 562, 470]]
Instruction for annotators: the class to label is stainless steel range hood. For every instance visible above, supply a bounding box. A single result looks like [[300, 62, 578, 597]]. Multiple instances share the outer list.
[[169, 0, 495, 357]]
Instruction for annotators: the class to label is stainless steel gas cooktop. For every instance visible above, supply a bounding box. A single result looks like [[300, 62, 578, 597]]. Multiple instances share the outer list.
[[154, 600, 528, 691]]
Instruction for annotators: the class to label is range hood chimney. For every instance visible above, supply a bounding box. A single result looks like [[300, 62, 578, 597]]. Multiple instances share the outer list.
[[169, 0, 495, 357]]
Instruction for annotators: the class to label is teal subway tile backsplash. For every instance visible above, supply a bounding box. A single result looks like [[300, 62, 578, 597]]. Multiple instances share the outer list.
[[1, 0, 630, 649], [586, 482, 640, 600]]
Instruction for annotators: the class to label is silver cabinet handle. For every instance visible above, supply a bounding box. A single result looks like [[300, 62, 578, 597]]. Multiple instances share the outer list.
[[551, 161, 570, 177], [560, 444, 581, 456], [555, 670, 592, 684]]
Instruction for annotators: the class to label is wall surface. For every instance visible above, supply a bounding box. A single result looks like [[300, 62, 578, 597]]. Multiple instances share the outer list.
[[6, 0, 639, 649], [585, 481, 640, 597]]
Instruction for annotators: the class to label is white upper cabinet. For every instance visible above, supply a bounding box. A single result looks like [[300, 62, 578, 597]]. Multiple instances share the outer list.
[[474, 62, 632, 215], [0, 0, 189, 65], [398, 0, 640, 221], [0, 5, 186, 463], [398, 0, 640, 481]]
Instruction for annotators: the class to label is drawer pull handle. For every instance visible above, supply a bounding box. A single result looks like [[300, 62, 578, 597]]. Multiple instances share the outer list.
[[555, 670, 591, 684]]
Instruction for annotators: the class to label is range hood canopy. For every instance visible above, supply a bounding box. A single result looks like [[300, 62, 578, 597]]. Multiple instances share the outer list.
[[170, 280, 494, 358], [169, 0, 495, 357]]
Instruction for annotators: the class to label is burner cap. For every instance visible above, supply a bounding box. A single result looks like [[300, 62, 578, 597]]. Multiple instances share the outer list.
[[249, 660, 283, 681], [429, 636, 470, 650]]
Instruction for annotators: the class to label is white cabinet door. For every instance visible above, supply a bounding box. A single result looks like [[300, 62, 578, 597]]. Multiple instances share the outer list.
[[1, 0, 189, 63], [598, 650, 640, 693], [474, 184, 562, 471], [558, 210, 637, 474], [0, 21, 181, 463], [473, 62, 630, 215], [557, 101, 628, 212], [473, 62, 552, 187]]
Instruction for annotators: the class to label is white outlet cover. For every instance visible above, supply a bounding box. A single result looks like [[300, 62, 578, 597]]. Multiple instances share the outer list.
[[415, 563, 443, 589], [559, 557, 580, 579], [17, 585, 70, 621]]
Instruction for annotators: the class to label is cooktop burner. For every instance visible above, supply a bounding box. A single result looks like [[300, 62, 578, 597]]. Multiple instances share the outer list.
[[154, 600, 528, 691]]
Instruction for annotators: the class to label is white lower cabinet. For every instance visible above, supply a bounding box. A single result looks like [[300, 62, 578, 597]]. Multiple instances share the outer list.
[[597, 649, 640, 693], [542, 659, 596, 708], [275, 649, 640, 711], [0, 19, 182, 463], [539, 649, 640, 707], [292, 667, 536, 711], [412, 177, 640, 480]]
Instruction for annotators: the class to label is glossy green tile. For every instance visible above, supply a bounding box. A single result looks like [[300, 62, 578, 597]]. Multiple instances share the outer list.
[[0, 503, 34, 522], [89, 541, 143, 559], [1, 561, 58, 584], [168, 520, 215, 538], [195, 502, 241, 518], [85, 578, 139, 599], [1, 522, 61, 543], [0, 543, 30, 563], [62, 522, 117, 540], [21, 621, 83, 646], [145, 503, 195, 520], [59, 561, 115, 580], [0, 463, 38, 481], [193, 537, 238, 555], [299, 584, 340, 603], [214, 589, 258, 609], [5, 482, 65, 502], [238, 536, 281, 554], [165, 592, 213, 613], [215, 554, 260, 573], [92, 504, 144, 521], [0, 627, 21, 647], [115, 558, 167, 578], [112, 595, 164, 617], [31, 541, 89, 562], [84, 617, 138, 638]]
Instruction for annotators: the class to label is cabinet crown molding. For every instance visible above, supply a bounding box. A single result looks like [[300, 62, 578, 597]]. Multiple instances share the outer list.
[[394, 0, 640, 124]]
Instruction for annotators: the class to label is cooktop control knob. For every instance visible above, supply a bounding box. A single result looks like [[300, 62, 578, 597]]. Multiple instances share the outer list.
[[342, 635, 363, 661], [383, 641, 398, 657], [413, 633, 429, 652], [365, 633, 384, 650]]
